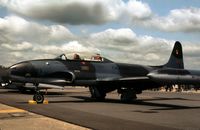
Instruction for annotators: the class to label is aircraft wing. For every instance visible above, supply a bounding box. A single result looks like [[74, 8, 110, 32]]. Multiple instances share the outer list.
[[10, 75, 71, 85], [24, 83, 63, 89], [119, 77, 150, 81], [97, 76, 149, 81], [96, 76, 151, 87]]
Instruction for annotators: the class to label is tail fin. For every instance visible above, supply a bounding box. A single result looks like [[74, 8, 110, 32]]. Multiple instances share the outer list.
[[164, 41, 184, 69]]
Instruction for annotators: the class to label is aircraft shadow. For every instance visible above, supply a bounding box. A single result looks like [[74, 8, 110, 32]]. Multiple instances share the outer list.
[[141, 97, 200, 102], [48, 96, 200, 111]]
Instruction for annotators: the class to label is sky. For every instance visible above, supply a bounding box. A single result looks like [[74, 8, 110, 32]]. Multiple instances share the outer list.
[[0, 0, 200, 69]]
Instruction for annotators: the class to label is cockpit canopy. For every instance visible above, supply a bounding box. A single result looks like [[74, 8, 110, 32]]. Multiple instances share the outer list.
[[55, 53, 107, 62]]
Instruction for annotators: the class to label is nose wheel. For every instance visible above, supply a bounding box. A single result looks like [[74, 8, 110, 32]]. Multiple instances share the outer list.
[[33, 92, 44, 104], [33, 83, 44, 104]]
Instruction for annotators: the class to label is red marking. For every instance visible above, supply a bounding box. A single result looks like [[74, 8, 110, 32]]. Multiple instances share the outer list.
[[176, 50, 179, 55], [81, 62, 85, 65]]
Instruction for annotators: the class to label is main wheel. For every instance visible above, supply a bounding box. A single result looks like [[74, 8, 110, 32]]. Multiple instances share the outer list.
[[33, 93, 44, 104], [120, 89, 137, 102], [89, 86, 106, 101]]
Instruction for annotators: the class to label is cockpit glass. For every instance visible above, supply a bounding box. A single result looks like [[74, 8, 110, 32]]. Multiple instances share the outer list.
[[55, 53, 104, 62]]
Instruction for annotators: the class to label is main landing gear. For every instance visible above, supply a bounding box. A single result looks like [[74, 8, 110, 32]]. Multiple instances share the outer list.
[[89, 86, 106, 101], [89, 86, 139, 102], [118, 88, 137, 102]]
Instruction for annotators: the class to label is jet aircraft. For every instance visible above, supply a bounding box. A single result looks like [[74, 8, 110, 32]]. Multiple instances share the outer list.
[[2, 41, 200, 103]]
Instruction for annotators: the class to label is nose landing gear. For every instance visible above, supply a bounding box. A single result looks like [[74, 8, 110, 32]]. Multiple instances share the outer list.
[[33, 92, 44, 104], [32, 83, 44, 104]]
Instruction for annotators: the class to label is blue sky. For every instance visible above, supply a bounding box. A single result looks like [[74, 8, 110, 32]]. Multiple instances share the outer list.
[[0, 0, 200, 69], [143, 0, 200, 15]]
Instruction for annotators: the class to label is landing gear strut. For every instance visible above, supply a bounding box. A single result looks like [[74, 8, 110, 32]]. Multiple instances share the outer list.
[[89, 86, 106, 101], [33, 83, 44, 104]]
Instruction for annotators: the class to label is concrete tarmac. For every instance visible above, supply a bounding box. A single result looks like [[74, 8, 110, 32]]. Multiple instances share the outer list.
[[0, 101, 89, 130], [0, 87, 200, 130]]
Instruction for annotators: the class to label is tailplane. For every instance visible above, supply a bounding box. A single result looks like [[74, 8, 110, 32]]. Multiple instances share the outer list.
[[164, 41, 184, 69]]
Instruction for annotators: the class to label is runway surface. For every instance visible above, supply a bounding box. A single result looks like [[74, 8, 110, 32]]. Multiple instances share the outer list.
[[0, 87, 200, 130]]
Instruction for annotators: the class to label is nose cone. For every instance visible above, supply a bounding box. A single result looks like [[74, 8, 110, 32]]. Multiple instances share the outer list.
[[9, 62, 37, 77], [0, 66, 9, 82]]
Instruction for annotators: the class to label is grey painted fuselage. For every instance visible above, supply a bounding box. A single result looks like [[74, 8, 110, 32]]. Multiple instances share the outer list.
[[4, 41, 200, 101]]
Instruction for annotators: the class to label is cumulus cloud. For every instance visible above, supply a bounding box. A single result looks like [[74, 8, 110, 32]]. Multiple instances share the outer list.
[[89, 28, 170, 50], [84, 28, 174, 65], [1, 0, 152, 24], [10, 52, 23, 58], [90, 28, 137, 45], [144, 53, 160, 61], [1, 0, 200, 33], [125, 0, 152, 20], [1, 41, 32, 51], [0, 14, 199, 68], [33, 41, 99, 55], [0, 15, 76, 65], [141, 8, 200, 32], [0, 24, 199, 69], [26, 28, 174, 66], [0, 15, 75, 44], [0, 21, 175, 67]]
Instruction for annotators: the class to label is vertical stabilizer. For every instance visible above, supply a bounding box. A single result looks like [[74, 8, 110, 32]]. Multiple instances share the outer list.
[[164, 41, 184, 69]]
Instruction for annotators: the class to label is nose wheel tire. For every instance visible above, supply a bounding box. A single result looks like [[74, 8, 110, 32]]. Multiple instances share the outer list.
[[33, 93, 44, 104]]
